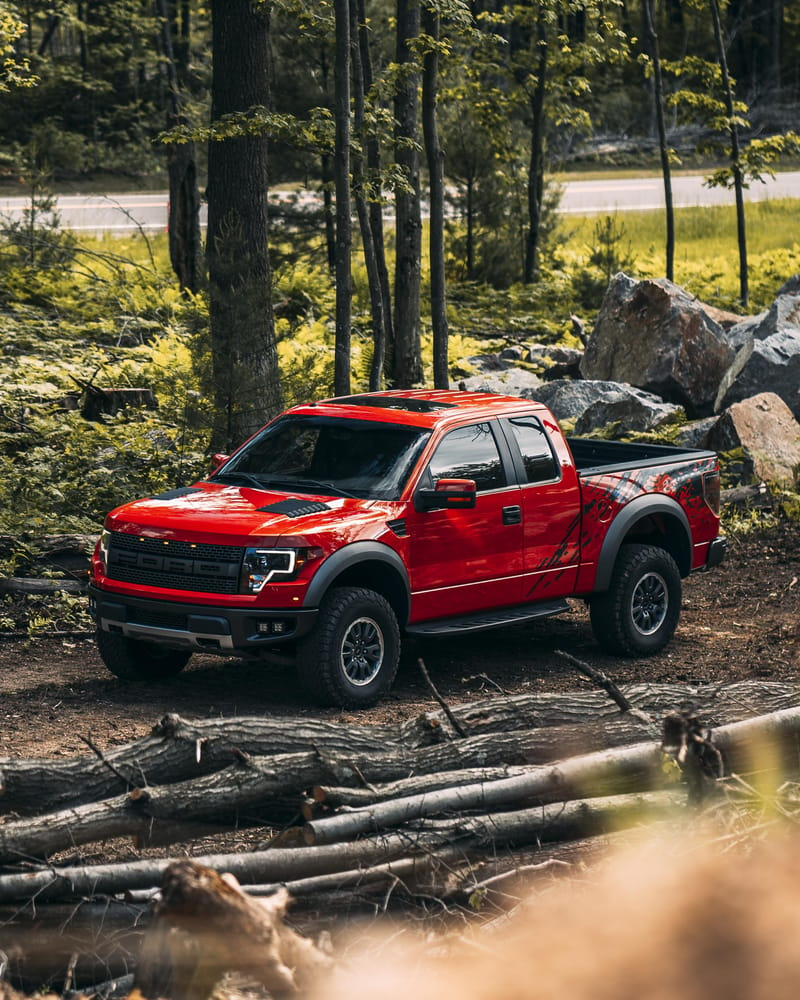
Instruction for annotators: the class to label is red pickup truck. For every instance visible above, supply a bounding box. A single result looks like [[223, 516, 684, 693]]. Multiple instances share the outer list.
[[89, 389, 726, 706]]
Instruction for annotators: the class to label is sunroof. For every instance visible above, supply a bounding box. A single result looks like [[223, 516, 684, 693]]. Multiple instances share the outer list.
[[332, 395, 456, 413]]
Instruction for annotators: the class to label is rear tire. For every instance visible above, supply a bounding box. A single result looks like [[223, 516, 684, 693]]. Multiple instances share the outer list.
[[297, 586, 400, 707], [589, 544, 681, 657], [97, 630, 191, 681]]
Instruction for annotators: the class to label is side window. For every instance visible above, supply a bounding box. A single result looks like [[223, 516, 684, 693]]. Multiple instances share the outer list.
[[508, 417, 558, 484], [428, 422, 506, 492]]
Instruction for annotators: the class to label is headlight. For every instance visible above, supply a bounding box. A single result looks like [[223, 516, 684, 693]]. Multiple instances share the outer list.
[[240, 547, 298, 594]]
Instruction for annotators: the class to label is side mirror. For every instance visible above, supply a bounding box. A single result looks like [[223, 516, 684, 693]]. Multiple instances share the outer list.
[[211, 453, 230, 474], [415, 478, 477, 512]]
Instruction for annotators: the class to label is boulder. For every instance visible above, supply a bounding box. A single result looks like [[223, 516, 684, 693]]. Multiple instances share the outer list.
[[673, 417, 718, 450], [716, 281, 800, 417], [706, 393, 800, 486], [534, 379, 683, 434], [527, 344, 583, 380], [455, 367, 544, 399], [581, 273, 736, 416]]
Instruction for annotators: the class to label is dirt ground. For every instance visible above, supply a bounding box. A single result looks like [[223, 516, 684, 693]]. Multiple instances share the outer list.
[[1, 518, 798, 763]]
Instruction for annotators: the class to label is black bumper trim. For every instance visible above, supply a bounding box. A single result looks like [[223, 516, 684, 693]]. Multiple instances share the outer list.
[[88, 585, 318, 652], [705, 536, 727, 569]]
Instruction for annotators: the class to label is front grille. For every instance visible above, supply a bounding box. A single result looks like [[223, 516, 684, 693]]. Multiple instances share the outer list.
[[107, 532, 242, 595]]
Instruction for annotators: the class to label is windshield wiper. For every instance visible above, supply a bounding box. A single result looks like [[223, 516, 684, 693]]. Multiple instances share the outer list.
[[264, 476, 360, 499], [209, 471, 268, 490]]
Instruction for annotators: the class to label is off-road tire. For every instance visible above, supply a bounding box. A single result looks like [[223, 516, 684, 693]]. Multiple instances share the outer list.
[[296, 586, 401, 707], [96, 630, 192, 681], [589, 543, 682, 657]]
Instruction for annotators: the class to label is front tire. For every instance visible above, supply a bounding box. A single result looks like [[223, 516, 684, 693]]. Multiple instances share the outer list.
[[296, 586, 401, 707], [97, 630, 192, 681], [589, 544, 682, 657]]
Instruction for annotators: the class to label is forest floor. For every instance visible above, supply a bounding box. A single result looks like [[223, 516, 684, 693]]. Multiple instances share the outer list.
[[2, 519, 798, 764]]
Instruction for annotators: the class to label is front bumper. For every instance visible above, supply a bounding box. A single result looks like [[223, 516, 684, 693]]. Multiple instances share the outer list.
[[88, 585, 318, 653]]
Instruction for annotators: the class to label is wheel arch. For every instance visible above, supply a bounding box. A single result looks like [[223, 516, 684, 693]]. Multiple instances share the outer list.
[[302, 542, 411, 628], [594, 496, 692, 592]]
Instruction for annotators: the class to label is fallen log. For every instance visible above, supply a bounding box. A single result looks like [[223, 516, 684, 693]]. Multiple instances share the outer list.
[[0, 577, 86, 595], [0, 899, 146, 992], [0, 721, 666, 862], [2, 683, 797, 816], [0, 831, 461, 903], [303, 742, 670, 846]]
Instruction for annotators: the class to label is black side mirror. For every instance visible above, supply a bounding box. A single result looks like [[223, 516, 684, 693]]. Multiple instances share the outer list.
[[415, 478, 477, 512]]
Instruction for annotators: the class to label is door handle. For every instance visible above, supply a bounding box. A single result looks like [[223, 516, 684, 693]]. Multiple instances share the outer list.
[[502, 505, 522, 525]]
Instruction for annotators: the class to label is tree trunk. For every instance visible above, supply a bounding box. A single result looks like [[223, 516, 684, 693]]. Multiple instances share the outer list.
[[357, 0, 394, 382], [333, 0, 352, 396], [304, 742, 669, 845], [422, 6, 449, 390], [710, 0, 748, 307], [393, 0, 423, 388], [523, 9, 547, 284], [643, 0, 675, 282], [155, 0, 202, 295], [352, 0, 387, 391], [206, 0, 283, 452]]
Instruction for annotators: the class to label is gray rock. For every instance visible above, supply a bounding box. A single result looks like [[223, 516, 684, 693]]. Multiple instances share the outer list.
[[673, 417, 718, 450], [454, 368, 544, 399], [707, 392, 800, 486], [716, 329, 800, 418], [526, 344, 583, 380], [535, 378, 682, 434], [581, 273, 736, 416]]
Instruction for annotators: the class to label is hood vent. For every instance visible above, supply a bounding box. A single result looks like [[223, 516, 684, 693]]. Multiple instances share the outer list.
[[150, 487, 204, 500], [258, 498, 332, 518]]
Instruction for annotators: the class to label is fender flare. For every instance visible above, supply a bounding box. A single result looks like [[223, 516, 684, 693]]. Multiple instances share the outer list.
[[302, 541, 411, 621], [594, 495, 692, 592]]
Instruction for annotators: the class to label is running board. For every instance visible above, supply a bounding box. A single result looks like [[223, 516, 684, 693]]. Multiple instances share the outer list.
[[406, 599, 570, 638]]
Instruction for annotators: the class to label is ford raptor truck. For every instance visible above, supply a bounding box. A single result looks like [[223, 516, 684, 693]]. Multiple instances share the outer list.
[[88, 389, 727, 706]]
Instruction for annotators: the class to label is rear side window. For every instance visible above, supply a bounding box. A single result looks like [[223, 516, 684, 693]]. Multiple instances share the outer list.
[[508, 416, 558, 484], [427, 422, 506, 492]]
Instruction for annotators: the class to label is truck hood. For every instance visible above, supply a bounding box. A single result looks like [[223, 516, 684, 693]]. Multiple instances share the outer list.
[[105, 482, 396, 545]]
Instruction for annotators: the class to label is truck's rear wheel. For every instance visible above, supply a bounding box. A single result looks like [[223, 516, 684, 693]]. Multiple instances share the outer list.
[[297, 586, 400, 707], [589, 544, 681, 657], [97, 630, 191, 681]]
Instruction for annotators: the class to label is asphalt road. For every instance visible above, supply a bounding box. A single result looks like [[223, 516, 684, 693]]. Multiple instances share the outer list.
[[1, 170, 798, 233]]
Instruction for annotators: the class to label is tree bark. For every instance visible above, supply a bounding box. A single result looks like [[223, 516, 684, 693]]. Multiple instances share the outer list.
[[206, 0, 283, 452], [393, 0, 423, 387], [643, 0, 675, 282], [710, 0, 748, 307], [304, 742, 669, 845], [333, 0, 352, 396], [351, 0, 388, 391], [422, 5, 449, 390], [155, 0, 202, 295], [3, 683, 796, 815], [523, 8, 547, 284]]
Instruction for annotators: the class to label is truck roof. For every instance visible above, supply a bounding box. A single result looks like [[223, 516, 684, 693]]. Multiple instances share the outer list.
[[287, 389, 547, 429]]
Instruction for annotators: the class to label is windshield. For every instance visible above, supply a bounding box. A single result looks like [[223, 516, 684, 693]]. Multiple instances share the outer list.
[[210, 415, 431, 500]]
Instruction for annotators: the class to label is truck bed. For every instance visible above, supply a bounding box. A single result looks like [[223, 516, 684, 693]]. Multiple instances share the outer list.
[[567, 437, 717, 476]]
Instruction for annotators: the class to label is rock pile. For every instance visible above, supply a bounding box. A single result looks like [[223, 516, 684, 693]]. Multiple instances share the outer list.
[[456, 273, 800, 486]]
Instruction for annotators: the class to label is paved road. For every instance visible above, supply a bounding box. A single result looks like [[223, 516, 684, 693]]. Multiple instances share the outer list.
[[1, 171, 798, 232]]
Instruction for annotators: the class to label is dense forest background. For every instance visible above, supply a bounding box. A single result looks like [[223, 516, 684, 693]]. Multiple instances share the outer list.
[[0, 1, 797, 583]]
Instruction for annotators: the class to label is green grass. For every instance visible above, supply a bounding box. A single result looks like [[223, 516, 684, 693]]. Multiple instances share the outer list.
[[558, 198, 800, 311]]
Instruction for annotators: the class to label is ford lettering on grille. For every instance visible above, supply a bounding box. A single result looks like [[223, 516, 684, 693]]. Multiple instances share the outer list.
[[107, 533, 241, 594]]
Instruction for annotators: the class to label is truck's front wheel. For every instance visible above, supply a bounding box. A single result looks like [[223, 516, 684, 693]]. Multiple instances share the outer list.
[[297, 586, 401, 707], [589, 544, 681, 657], [97, 630, 192, 681]]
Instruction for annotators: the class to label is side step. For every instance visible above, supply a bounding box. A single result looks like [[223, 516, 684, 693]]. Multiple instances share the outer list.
[[406, 599, 570, 638]]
